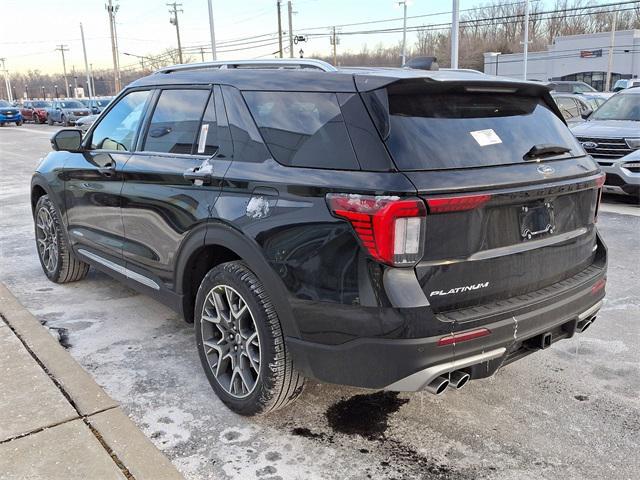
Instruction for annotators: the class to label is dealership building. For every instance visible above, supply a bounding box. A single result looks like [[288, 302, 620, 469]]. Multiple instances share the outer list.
[[483, 29, 640, 91]]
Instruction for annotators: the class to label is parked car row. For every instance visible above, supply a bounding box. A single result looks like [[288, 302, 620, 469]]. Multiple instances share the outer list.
[[11, 97, 113, 127]]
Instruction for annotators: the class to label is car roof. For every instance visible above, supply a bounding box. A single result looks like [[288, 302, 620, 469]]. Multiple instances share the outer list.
[[127, 60, 552, 94]]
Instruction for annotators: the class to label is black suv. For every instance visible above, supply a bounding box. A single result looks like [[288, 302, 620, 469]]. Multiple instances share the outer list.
[[31, 59, 607, 415]]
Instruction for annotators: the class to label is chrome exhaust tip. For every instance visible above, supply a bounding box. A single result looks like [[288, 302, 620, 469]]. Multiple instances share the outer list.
[[580, 317, 595, 333], [425, 375, 449, 395], [448, 370, 470, 390]]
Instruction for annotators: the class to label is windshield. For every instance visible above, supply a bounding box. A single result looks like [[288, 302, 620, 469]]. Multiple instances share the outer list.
[[590, 94, 640, 121], [0, 100, 10, 107], [96, 99, 111, 106], [61, 101, 84, 109], [33, 101, 50, 108], [574, 83, 596, 93], [374, 90, 582, 170], [79, 99, 90, 106]]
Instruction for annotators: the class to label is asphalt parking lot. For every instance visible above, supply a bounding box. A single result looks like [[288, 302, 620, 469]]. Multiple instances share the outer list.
[[1, 123, 638, 480]]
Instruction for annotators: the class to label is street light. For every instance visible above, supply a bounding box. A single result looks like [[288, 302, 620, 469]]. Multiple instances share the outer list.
[[396, 1, 410, 66], [123, 52, 150, 70], [54, 84, 59, 98]]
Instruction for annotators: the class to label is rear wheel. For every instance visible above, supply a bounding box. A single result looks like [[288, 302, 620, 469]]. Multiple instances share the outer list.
[[61, 115, 69, 127], [16, 121, 22, 126], [34, 195, 90, 283], [47, 116, 54, 126], [195, 261, 305, 416]]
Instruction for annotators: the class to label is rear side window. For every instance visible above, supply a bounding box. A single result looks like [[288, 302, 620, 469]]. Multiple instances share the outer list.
[[376, 91, 582, 171], [144, 89, 210, 154], [243, 91, 359, 170]]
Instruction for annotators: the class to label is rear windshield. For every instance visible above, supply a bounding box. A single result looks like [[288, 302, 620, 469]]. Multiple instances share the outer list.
[[380, 91, 582, 170]]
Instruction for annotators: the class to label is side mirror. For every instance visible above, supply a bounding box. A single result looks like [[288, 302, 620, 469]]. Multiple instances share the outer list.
[[51, 129, 83, 152], [581, 109, 593, 120]]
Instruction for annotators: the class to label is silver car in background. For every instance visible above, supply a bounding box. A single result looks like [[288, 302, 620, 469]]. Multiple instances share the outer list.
[[571, 88, 640, 199]]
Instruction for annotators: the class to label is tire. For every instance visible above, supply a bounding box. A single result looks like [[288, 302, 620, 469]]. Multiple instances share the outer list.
[[16, 121, 22, 126], [61, 115, 69, 127], [194, 261, 305, 416], [47, 116, 54, 126], [34, 195, 90, 283]]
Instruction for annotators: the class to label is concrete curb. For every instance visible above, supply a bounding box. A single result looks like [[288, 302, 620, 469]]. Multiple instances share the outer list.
[[0, 282, 183, 480]]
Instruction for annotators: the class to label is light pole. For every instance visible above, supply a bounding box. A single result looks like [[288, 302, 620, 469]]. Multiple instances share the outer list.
[[207, 0, 217, 60], [451, 0, 460, 69], [398, 1, 408, 66], [54, 85, 59, 98], [123, 52, 151, 70], [522, 0, 530, 80]]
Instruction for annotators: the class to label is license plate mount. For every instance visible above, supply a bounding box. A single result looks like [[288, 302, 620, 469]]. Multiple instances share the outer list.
[[520, 202, 555, 240]]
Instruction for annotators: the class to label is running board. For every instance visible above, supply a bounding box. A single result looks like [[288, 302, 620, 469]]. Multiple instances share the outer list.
[[78, 249, 160, 290]]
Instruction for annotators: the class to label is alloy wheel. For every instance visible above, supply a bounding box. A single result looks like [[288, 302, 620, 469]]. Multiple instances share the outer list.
[[35, 207, 59, 273], [200, 284, 261, 398]]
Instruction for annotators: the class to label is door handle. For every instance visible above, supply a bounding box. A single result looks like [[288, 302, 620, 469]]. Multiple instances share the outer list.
[[98, 161, 116, 177], [184, 167, 212, 185]]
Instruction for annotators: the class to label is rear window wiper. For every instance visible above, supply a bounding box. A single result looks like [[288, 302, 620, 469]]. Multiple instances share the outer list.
[[523, 144, 571, 160]]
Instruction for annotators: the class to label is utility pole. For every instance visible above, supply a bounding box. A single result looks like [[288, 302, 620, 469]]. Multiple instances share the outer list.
[[605, 10, 618, 92], [168, 2, 184, 64], [287, 1, 294, 59], [106, 0, 121, 93], [55, 44, 70, 97], [399, 1, 408, 66], [200, 47, 205, 62], [207, 0, 217, 60], [451, 0, 460, 69], [80, 22, 94, 100], [277, 1, 284, 58], [332, 26, 337, 65], [522, 0, 530, 80], [72, 66, 78, 97], [0, 58, 12, 102]]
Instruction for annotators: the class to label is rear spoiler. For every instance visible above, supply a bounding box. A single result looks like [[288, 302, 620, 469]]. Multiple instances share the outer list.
[[355, 75, 567, 130]]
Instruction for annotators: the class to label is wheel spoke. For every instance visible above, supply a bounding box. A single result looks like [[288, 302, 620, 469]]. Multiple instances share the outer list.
[[200, 283, 261, 399]]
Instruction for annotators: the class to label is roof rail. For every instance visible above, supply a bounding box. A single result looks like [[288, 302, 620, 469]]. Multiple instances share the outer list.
[[155, 59, 338, 74]]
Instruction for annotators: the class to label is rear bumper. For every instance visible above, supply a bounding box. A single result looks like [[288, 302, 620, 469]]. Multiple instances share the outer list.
[[287, 262, 606, 390], [0, 113, 22, 123]]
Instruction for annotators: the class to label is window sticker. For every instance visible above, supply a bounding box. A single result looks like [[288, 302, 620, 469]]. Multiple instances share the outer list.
[[470, 129, 502, 146], [198, 124, 209, 153]]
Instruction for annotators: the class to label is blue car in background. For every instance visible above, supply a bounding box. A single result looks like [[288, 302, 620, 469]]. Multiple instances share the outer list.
[[0, 99, 23, 126]]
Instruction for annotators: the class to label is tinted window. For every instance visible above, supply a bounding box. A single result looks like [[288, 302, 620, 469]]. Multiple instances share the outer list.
[[379, 91, 582, 170], [194, 93, 219, 156], [243, 91, 359, 170], [0, 100, 11, 107], [221, 86, 270, 163], [91, 90, 150, 151], [144, 89, 209, 154]]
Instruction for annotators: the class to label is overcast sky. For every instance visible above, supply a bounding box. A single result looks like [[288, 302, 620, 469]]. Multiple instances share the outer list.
[[1, 0, 579, 74]]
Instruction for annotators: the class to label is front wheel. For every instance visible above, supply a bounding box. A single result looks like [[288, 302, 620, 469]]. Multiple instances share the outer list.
[[194, 261, 305, 416], [34, 195, 90, 283], [61, 115, 69, 127]]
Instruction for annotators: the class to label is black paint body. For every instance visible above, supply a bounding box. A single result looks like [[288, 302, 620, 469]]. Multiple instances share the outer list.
[[31, 67, 607, 389]]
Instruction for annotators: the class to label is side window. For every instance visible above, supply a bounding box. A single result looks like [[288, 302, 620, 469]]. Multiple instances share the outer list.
[[90, 90, 150, 151], [194, 92, 219, 156], [143, 89, 210, 155], [221, 86, 270, 163], [243, 91, 359, 170]]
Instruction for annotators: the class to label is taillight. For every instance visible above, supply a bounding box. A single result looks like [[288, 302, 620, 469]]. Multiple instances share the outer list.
[[591, 277, 606, 295], [326, 194, 427, 267], [426, 194, 491, 213]]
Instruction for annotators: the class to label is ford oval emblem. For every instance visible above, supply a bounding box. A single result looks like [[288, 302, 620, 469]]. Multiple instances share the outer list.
[[537, 165, 555, 176], [582, 141, 598, 149]]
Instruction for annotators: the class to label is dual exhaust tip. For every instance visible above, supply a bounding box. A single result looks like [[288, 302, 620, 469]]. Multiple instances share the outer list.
[[425, 370, 470, 395]]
